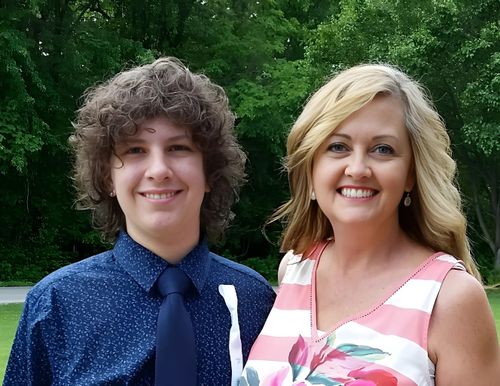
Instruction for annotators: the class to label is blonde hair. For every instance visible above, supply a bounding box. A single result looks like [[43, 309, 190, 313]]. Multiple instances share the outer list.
[[271, 63, 480, 280]]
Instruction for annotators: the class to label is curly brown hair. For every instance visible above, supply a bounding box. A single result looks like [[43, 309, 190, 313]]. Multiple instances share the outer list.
[[70, 57, 246, 242]]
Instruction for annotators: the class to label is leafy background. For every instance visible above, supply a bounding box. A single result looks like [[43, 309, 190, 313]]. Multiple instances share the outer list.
[[0, 0, 499, 284]]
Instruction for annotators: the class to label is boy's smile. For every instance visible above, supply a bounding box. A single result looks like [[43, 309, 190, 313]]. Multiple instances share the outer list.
[[110, 116, 208, 255]]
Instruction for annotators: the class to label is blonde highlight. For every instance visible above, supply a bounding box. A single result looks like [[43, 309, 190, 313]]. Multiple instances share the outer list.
[[269, 63, 480, 281]]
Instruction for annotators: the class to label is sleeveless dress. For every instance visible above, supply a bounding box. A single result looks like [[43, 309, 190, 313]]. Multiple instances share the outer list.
[[239, 241, 465, 386]]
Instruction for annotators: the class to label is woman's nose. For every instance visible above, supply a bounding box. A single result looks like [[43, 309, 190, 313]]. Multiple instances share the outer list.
[[345, 154, 371, 179]]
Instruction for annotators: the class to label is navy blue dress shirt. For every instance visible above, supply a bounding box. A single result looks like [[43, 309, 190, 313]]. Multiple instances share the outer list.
[[4, 232, 276, 385]]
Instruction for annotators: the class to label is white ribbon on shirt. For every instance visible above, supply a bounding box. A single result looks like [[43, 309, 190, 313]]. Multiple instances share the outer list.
[[218, 284, 243, 386]]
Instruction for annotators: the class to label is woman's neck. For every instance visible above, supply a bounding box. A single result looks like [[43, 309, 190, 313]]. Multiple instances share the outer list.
[[328, 219, 410, 272]]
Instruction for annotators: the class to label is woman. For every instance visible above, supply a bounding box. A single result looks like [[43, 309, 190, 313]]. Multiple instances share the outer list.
[[5, 57, 275, 385], [239, 64, 500, 385]]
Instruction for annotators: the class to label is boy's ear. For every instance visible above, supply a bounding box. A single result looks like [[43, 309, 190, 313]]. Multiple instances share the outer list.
[[106, 176, 116, 197]]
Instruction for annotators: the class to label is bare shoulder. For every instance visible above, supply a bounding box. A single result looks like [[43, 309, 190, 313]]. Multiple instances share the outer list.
[[277, 250, 293, 285], [429, 269, 500, 385]]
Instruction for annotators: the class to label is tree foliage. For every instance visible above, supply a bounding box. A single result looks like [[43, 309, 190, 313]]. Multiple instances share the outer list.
[[0, 0, 498, 282], [304, 0, 500, 274]]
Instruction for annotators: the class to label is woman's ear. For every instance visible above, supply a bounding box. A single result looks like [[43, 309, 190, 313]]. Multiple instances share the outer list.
[[405, 160, 416, 192]]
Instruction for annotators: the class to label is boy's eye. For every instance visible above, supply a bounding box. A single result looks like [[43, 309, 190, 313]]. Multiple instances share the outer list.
[[373, 144, 394, 155], [169, 144, 191, 152], [327, 142, 349, 152], [126, 147, 145, 154]]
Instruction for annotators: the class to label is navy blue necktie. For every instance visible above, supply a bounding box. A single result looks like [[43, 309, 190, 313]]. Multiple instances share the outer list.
[[155, 266, 197, 386]]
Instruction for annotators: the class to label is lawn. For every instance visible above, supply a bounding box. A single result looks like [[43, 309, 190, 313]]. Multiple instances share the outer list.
[[0, 303, 23, 383], [488, 289, 500, 333], [1, 292, 500, 383]]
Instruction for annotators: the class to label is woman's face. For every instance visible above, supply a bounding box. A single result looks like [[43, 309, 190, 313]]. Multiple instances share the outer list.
[[312, 95, 414, 230]]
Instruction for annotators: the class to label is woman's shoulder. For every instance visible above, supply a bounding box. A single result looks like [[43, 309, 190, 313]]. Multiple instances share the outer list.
[[428, 269, 500, 383], [277, 240, 330, 284], [435, 268, 487, 311], [277, 250, 298, 285], [425, 253, 485, 330]]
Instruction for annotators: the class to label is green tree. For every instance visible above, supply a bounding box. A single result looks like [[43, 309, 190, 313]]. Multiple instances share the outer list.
[[0, 0, 152, 281], [458, 18, 500, 269], [0, 0, 319, 282], [305, 0, 500, 274]]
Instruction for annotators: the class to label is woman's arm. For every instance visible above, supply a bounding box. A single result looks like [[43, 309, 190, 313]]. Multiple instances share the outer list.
[[429, 269, 500, 385]]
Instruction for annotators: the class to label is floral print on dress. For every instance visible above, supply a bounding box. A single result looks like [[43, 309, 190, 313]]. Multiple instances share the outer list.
[[239, 334, 398, 386]]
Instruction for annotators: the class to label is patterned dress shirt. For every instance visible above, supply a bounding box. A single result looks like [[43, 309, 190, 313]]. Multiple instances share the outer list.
[[4, 231, 275, 385]]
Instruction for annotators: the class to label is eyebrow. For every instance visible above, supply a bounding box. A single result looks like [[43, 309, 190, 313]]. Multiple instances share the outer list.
[[164, 134, 191, 142], [119, 134, 191, 144], [330, 133, 400, 141]]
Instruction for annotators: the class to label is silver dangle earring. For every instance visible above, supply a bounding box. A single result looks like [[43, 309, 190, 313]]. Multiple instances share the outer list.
[[403, 191, 411, 207], [310, 191, 316, 201]]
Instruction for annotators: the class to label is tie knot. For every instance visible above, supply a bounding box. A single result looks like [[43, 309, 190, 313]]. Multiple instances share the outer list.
[[156, 267, 192, 298]]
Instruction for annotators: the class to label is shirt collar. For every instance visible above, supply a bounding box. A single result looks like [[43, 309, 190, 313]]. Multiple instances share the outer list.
[[113, 231, 211, 295]]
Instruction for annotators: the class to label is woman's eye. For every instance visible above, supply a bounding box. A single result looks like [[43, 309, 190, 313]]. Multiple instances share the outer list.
[[328, 143, 348, 152], [373, 144, 394, 155]]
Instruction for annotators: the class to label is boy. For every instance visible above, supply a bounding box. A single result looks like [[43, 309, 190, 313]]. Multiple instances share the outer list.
[[4, 57, 275, 386]]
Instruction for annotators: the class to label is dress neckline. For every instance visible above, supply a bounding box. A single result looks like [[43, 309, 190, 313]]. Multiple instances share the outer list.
[[309, 241, 443, 342]]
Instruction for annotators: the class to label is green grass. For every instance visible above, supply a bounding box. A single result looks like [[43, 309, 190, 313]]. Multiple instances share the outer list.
[[488, 290, 500, 333], [0, 281, 33, 287], [0, 303, 23, 383], [1, 292, 500, 383]]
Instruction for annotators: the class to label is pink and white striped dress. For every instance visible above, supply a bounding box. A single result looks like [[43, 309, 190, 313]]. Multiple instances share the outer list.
[[239, 241, 465, 386]]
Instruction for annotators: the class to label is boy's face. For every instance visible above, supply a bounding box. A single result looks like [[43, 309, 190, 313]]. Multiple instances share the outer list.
[[110, 116, 209, 248]]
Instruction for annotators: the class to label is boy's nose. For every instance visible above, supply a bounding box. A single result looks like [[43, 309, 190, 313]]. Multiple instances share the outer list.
[[145, 154, 173, 180]]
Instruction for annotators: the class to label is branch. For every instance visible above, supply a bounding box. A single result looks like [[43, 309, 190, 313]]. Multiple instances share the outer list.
[[75, 1, 95, 25], [75, 0, 111, 25], [172, 0, 195, 48], [91, 0, 111, 20], [494, 176, 500, 248], [471, 172, 495, 254]]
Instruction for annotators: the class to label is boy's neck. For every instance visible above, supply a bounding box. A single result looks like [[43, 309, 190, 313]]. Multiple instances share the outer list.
[[128, 228, 201, 264]]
